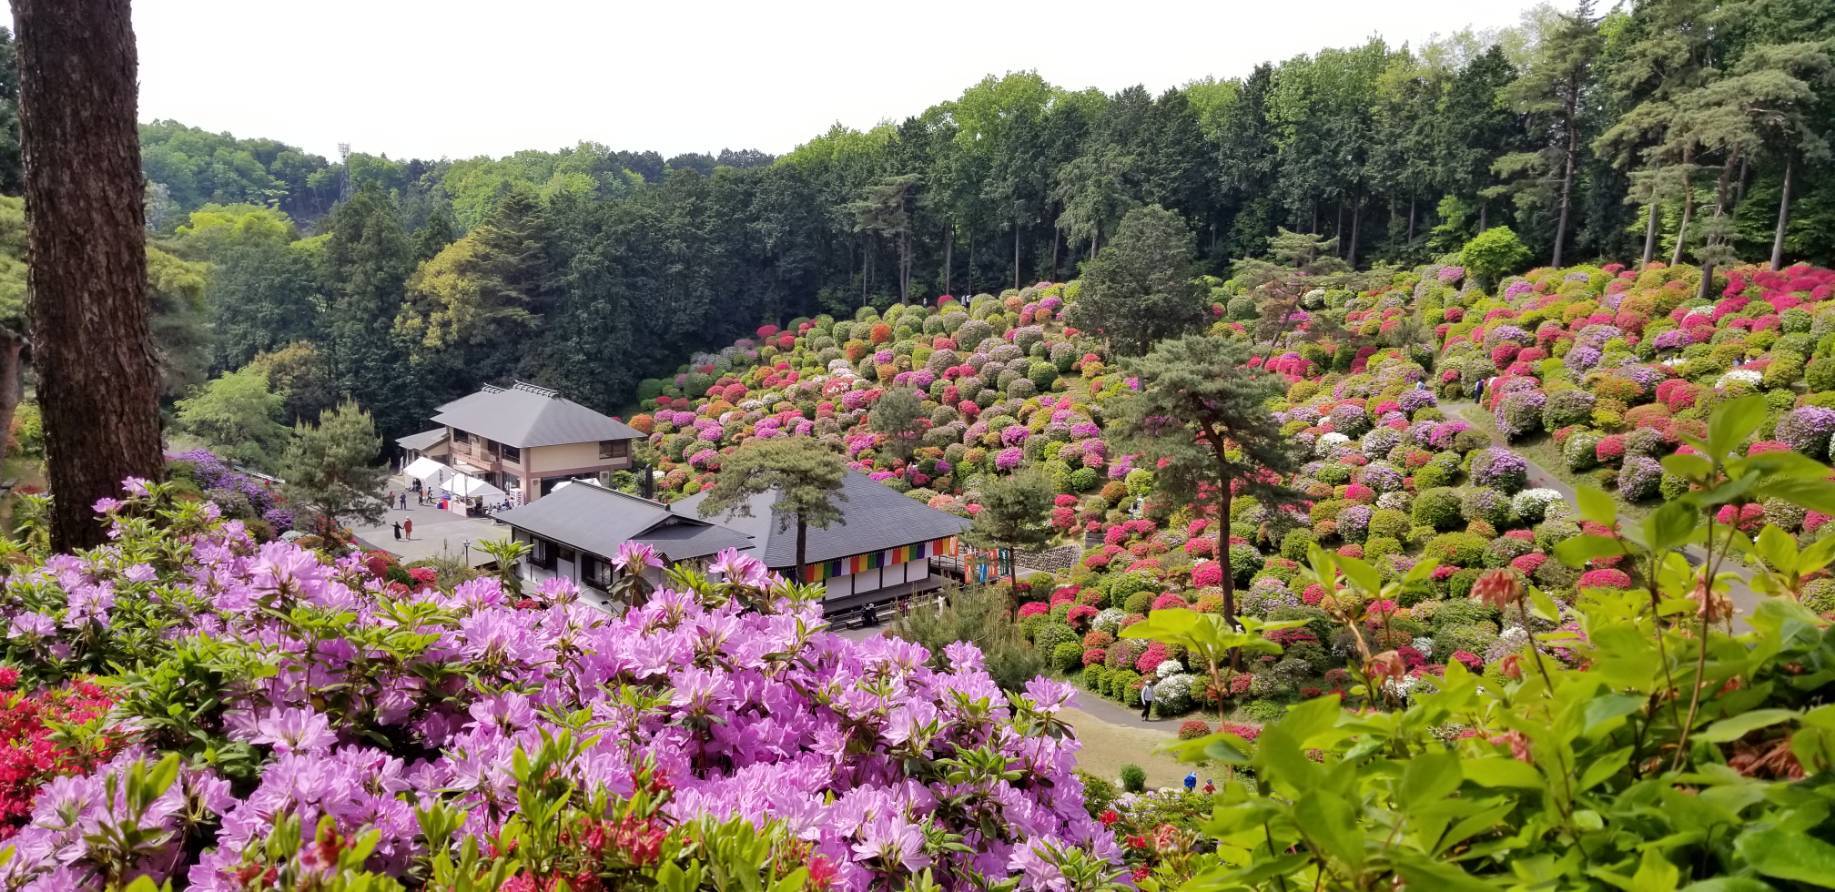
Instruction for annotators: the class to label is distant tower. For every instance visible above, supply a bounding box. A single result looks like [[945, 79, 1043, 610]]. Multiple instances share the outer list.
[[337, 142, 351, 201]]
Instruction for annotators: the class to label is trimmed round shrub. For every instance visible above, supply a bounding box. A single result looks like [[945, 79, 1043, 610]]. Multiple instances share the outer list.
[[1119, 764, 1147, 793], [1423, 532, 1489, 568], [1412, 487, 1463, 532], [1051, 642, 1084, 673], [1469, 447, 1529, 493], [1617, 455, 1663, 501]]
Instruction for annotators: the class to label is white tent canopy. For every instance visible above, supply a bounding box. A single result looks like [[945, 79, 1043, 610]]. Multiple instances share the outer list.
[[442, 473, 506, 500], [403, 457, 454, 484]]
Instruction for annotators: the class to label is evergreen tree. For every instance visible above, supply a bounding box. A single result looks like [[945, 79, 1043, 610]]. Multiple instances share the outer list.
[[1066, 205, 1207, 356], [700, 439, 848, 574], [964, 468, 1056, 595], [281, 400, 388, 535], [1498, 0, 1603, 266], [1110, 334, 1302, 627], [867, 387, 926, 464], [323, 184, 415, 437]]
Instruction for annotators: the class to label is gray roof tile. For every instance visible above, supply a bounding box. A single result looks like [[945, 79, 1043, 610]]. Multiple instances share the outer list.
[[496, 481, 752, 562], [432, 382, 640, 449], [670, 471, 969, 569]]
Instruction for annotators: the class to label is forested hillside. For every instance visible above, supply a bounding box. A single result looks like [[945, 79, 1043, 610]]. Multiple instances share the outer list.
[[1, 0, 1831, 450]]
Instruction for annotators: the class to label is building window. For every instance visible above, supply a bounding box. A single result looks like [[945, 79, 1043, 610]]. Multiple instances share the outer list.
[[500, 443, 521, 464], [559, 546, 577, 565], [599, 439, 629, 460], [531, 538, 555, 570], [582, 556, 613, 590]]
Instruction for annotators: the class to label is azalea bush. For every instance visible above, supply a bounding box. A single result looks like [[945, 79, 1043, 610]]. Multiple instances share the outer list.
[[1136, 395, 1835, 889], [0, 480, 1122, 890]]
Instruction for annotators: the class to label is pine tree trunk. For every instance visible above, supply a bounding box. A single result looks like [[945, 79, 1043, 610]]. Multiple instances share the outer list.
[[1772, 157, 1793, 271], [1348, 193, 1362, 268], [0, 335, 22, 468], [1050, 228, 1059, 279], [1552, 111, 1578, 267], [1406, 196, 1417, 244], [1479, 201, 1488, 231], [942, 225, 952, 296], [795, 515, 807, 581], [1671, 155, 1694, 267], [1012, 222, 1020, 291], [1641, 200, 1659, 266], [14, 0, 164, 551], [1335, 198, 1346, 250]]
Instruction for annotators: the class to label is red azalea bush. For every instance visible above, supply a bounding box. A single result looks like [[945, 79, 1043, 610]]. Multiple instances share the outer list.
[[0, 676, 119, 837]]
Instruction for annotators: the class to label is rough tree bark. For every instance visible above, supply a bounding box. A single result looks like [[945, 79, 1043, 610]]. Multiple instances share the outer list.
[[13, 0, 164, 551]]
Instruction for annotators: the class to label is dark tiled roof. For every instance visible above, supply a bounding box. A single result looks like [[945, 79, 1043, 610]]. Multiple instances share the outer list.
[[396, 428, 447, 451], [670, 471, 969, 569], [432, 382, 639, 449], [496, 481, 753, 562]]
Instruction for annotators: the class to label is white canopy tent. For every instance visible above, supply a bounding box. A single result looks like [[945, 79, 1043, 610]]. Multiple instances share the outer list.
[[442, 473, 506, 500], [403, 457, 455, 485]]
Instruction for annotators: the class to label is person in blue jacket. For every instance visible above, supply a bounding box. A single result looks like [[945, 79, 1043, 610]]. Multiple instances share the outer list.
[[1183, 771, 1197, 793]]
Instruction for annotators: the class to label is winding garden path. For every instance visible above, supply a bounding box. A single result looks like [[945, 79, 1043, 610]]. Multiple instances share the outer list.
[[1443, 399, 1763, 623]]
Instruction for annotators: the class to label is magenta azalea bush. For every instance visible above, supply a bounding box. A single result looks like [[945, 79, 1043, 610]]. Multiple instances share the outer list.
[[0, 481, 1118, 890]]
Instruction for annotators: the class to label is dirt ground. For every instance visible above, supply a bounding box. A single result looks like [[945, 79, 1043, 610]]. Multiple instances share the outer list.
[[1062, 706, 1197, 791]]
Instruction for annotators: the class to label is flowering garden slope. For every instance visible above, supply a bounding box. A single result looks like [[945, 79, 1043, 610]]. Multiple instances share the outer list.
[[0, 483, 1114, 889]]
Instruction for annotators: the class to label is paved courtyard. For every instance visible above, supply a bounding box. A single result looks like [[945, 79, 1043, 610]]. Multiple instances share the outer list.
[[349, 476, 508, 568]]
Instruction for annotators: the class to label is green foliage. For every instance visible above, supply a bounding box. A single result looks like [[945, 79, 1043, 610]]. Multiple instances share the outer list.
[[867, 387, 927, 462], [1066, 205, 1208, 356], [280, 401, 388, 533], [700, 439, 848, 567], [174, 367, 289, 470], [890, 586, 1048, 692], [1118, 764, 1147, 793], [1460, 226, 1532, 287]]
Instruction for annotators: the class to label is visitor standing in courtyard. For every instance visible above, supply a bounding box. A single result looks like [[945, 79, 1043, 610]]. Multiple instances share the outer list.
[[403, 518, 413, 540], [1139, 678, 1155, 719], [392, 521, 402, 541]]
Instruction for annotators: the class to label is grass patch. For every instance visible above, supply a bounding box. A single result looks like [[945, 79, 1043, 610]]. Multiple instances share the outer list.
[[1061, 706, 1195, 791]]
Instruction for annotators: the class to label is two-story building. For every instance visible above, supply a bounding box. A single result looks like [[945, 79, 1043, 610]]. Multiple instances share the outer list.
[[407, 382, 642, 504]]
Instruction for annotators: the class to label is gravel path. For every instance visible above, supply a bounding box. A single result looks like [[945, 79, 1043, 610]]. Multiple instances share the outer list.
[[1444, 399, 1762, 624]]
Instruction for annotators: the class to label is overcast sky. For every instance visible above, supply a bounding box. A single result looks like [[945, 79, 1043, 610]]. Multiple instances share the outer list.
[[80, 0, 1539, 161]]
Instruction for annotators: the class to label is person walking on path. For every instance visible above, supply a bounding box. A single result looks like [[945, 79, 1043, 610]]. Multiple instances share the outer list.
[[1183, 771, 1197, 793], [1139, 679, 1156, 720], [403, 519, 413, 540], [392, 521, 403, 541], [399, 492, 408, 510]]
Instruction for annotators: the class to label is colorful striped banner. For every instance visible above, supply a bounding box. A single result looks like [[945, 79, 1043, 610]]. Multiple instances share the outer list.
[[801, 536, 958, 583]]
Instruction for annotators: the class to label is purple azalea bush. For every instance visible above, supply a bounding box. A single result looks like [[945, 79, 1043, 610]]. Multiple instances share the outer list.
[[0, 481, 1117, 890]]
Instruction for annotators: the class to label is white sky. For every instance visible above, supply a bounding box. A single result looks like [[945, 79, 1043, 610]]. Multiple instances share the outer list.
[[53, 0, 1541, 162]]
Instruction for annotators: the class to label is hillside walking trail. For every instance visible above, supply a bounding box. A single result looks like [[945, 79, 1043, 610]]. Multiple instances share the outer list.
[[1443, 399, 1763, 624]]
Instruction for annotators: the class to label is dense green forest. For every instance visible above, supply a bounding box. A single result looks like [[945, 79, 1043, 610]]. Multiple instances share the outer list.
[[7, 0, 1835, 442]]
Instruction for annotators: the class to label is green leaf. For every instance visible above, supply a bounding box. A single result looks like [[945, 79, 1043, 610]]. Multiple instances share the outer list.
[[1759, 478, 1835, 516], [1463, 756, 1542, 789], [1708, 394, 1767, 459], [1391, 851, 1498, 892], [1554, 534, 1624, 568], [1738, 450, 1833, 480], [1576, 486, 1619, 526], [1695, 709, 1798, 744], [1754, 525, 1798, 573], [1400, 750, 1462, 809], [1661, 452, 1713, 482], [1577, 746, 1632, 792], [1736, 827, 1835, 886], [1644, 501, 1699, 554], [1630, 847, 1681, 892], [1336, 554, 1381, 595]]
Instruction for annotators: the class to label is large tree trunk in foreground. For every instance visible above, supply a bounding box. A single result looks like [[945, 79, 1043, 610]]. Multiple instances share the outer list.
[[13, 0, 163, 550]]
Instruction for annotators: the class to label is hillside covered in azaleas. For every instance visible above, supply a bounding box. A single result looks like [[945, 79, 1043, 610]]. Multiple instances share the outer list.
[[626, 260, 1835, 731]]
